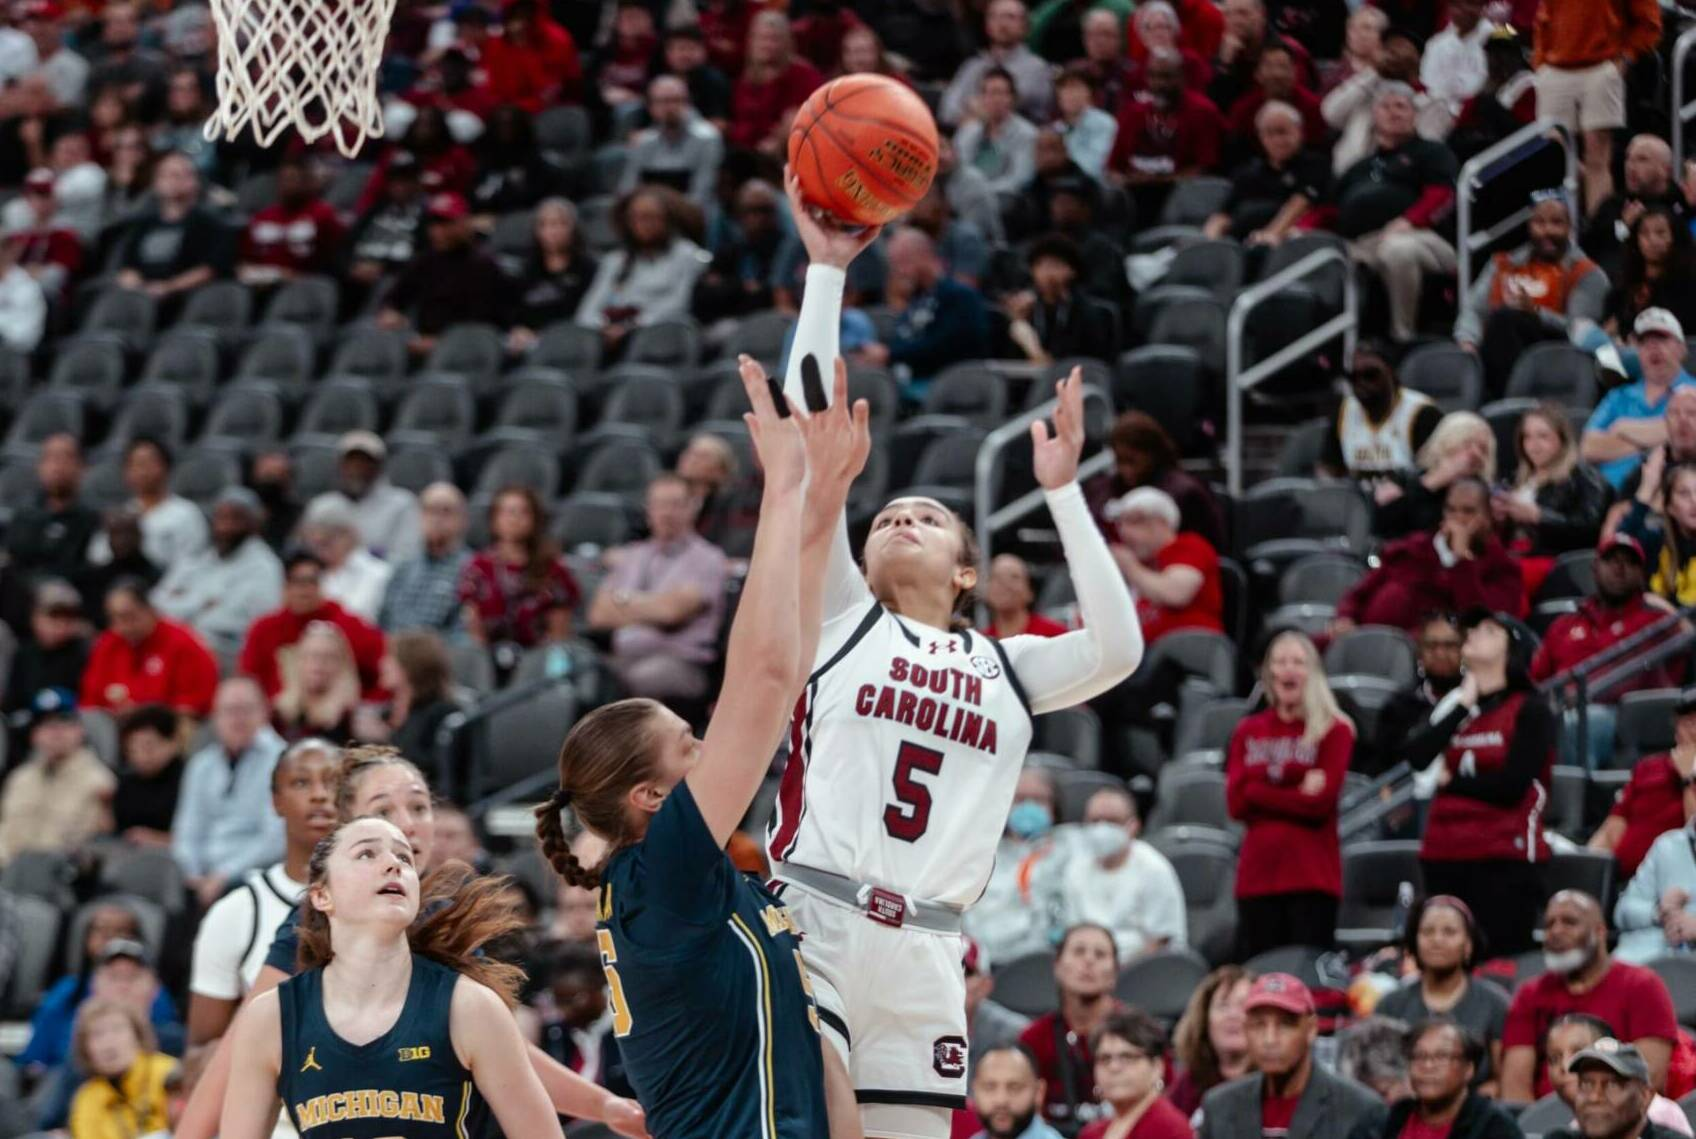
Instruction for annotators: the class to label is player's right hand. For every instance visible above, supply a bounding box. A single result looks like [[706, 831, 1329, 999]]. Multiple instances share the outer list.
[[784, 166, 883, 270]]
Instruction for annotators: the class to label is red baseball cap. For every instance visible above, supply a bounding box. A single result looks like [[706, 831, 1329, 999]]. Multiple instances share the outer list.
[[18, 0, 62, 21], [1244, 973, 1315, 1017], [23, 167, 53, 194], [425, 191, 468, 221], [1597, 532, 1646, 564]]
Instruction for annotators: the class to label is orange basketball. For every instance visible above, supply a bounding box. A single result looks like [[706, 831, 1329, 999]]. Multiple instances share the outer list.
[[788, 75, 939, 227]]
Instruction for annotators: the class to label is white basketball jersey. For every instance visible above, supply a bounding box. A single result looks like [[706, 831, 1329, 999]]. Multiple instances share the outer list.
[[767, 603, 1034, 909], [1338, 388, 1436, 480]]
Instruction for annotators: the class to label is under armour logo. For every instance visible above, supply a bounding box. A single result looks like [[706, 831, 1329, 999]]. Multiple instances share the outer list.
[[928, 639, 959, 655], [300, 1046, 321, 1073]]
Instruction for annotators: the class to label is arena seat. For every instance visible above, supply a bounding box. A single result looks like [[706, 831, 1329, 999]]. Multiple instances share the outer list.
[[1324, 626, 1418, 688], [390, 375, 477, 448], [1614, 689, 1682, 768], [991, 951, 1059, 1017], [1115, 949, 1210, 1023], [1166, 239, 1246, 299], [295, 376, 381, 441], [1504, 341, 1599, 412], [261, 275, 340, 346], [1400, 342, 1484, 412], [140, 327, 221, 408], [202, 382, 286, 450], [3, 895, 61, 1017], [1031, 705, 1103, 770], [1336, 841, 1422, 950]]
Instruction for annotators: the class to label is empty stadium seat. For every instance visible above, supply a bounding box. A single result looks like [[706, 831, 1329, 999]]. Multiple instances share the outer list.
[[426, 323, 506, 391], [237, 325, 316, 389], [1480, 397, 1539, 464], [1032, 705, 1103, 769], [1336, 841, 1422, 950], [1543, 850, 1618, 920], [1505, 342, 1599, 410], [49, 334, 126, 411], [910, 428, 991, 491], [3, 390, 85, 458], [1400, 342, 1484, 412], [1279, 553, 1367, 607], [1055, 769, 1127, 823], [1160, 177, 1233, 227], [1274, 418, 1330, 479], [1147, 767, 1229, 831], [553, 492, 633, 555], [391, 376, 476, 447], [4, 895, 60, 1015], [1647, 956, 1696, 1028], [1115, 949, 1210, 1022], [1114, 345, 1204, 447], [386, 446, 453, 494], [103, 384, 189, 457], [535, 105, 592, 158], [573, 432, 664, 504], [494, 372, 579, 440], [1161, 840, 1238, 964], [171, 445, 244, 508], [295, 377, 381, 440], [261, 275, 340, 345], [1546, 765, 1588, 840], [1615, 689, 1681, 768], [79, 284, 157, 350], [1325, 626, 1418, 687], [726, 310, 794, 362], [469, 681, 579, 799], [594, 369, 687, 448], [1171, 696, 1250, 762], [202, 382, 285, 449], [1538, 548, 1597, 602], [530, 321, 603, 377], [624, 318, 702, 370], [845, 365, 901, 433], [140, 327, 221, 407], [178, 280, 254, 345], [1166, 239, 1246, 298], [330, 325, 410, 391], [472, 438, 562, 500], [991, 952, 1059, 1017]]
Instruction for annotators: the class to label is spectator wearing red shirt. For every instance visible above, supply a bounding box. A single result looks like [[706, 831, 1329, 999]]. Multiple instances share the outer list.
[[698, 0, 773, 77], [791, 0, 862, 74], [1530, 535, 1683, 767], [1225, 631, 1353, 959], [1106, 49, 1225, 218], [5, 167, 81, 302], [238, 156, 346, 287], [354, 107, 478, 215], [1499, 891, 1680, 1101], [1019, 924, 1120, 1133], [81, 579, 219, 719], [727, 11, 823, 153], [1588, 691, 1696, 880], [1335, 479, 1523, 633], [480, 0, 581, 111], [985, 554, 1069, 639], [1223, 41, 1326, 163], [1077, 1010, 1194, 1139], [1407, 609, 1554, 958], [458, 486, 580, 650], [1117, 3, 1213, 103], [1106, 486, 1224, 646], [239, 550, 386, 699]]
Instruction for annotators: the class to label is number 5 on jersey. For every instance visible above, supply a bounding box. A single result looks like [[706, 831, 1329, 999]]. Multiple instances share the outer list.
[[883, 741, 945, 842], [596, 929, 634, 1037]]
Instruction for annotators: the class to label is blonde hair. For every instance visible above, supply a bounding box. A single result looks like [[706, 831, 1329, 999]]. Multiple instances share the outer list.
[[276, 621, 361, 731], [1515, 403, 1579, 488], [1417, 411, 1497, 483], [1260, 630, 1352, 746], [71, 998, 157, 1075]]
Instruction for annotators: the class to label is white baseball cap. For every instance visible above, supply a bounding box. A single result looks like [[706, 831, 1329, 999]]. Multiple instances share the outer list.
[[1635, 307, 1686, 344]]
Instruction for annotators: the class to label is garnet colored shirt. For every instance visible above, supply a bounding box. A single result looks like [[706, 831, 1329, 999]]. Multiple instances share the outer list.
[[238, 600, 386, 698], [1608, 754, 1693, 879], [1107, 89, 1224, 179], [1399, 1118, 1454, 1139], [728, 59, 824, 149], [1077, 1097, 1195, 1139], [80, 617, 219, 717], [1020, 1010, 1113, 1132], [1418, 689, 1555, 864], [1530, 595, 1683, 696], [1503, 959, 1679, 1097], [986, 614, 1070, 638], [480, 12, 583, 111], [242, 199, 346, 275], [1226, 710, 1352, 898], [457, 550, 581, 648], [1137, 533, 1224, 645], [1261, 1092, 1299, 1139]]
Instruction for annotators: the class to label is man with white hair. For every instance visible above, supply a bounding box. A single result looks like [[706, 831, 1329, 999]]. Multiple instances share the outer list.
[[1336, 83, 1461, 342], [377, 482, 470, 636], [1203, 99, 1331, 243], [1583, 134, 1689, 282], [300, 497, 391, 623], [1106, 485, 1223, 646]]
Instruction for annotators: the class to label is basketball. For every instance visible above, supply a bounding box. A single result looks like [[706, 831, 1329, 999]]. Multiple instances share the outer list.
[[788, 75, 940, 228]]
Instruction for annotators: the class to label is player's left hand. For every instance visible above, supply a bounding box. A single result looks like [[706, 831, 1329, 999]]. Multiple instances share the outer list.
[[602, 1096, 648, 1138], [738, 354, 807, 492], [1031, 365, 1086, 490]]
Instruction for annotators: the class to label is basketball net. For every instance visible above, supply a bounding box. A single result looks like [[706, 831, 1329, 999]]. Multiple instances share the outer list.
[[202, 0, 396, 157]]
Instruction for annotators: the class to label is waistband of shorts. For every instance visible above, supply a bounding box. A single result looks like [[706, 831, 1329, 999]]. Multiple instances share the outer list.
[[772, 861, 964, 934]]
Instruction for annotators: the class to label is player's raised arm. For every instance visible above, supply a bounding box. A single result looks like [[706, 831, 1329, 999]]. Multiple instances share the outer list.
[[797, 357, 872, 683], [688, 358, 810, 845], [781, 168, 879, 620], [1002, 367, 1144, 713]]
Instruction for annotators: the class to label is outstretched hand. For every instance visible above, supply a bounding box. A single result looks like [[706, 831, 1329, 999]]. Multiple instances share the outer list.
[[603, 1097, 649, 1139], [798, 355, 872, 497], [738, 355, 806, 493], [785, 167, 884, 270], [1031, 366, 1086, 489]]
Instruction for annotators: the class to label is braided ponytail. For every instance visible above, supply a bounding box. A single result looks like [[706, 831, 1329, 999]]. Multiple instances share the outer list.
[[531, 698, 666, 889], [534, 789, 599, 889]]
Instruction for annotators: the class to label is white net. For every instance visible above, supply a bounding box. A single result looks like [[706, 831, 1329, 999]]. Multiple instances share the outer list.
[[202, 0, 397, 157]]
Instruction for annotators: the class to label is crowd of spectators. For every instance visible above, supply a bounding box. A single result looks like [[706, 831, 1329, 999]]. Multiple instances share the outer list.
[[9, 0, 1696, 1137]]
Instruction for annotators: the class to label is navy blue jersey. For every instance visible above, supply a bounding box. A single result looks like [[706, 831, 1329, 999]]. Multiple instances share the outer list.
[[265, 903, 301, 975], [598, 781, 829, 1139], [277, 955, 491, 1139]]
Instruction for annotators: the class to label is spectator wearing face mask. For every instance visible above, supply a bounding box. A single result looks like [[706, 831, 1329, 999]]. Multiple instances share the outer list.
[[966, 1044, 1065, 1139], [965, 766, 1065, 965], [1226, 630, 1353, 959], [1499, 891, 1679, 1102], [1020, 924, 1121, 1134], [1196, 974, 1382, 1139], [1056, 787, 1186, 962]]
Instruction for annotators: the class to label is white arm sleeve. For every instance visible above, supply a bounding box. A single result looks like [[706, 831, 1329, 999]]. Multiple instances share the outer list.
[[783, 263, 872, 620], [1002, 482, 1143, 715]]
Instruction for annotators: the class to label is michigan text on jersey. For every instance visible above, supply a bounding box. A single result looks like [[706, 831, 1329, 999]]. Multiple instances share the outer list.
[[292, 1089, 447, 1129]]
